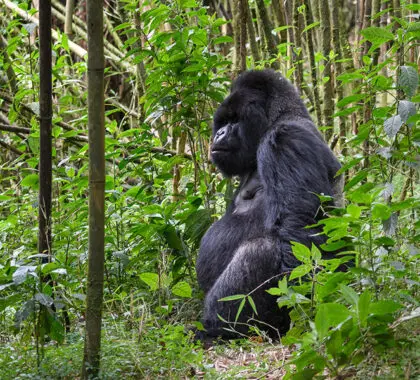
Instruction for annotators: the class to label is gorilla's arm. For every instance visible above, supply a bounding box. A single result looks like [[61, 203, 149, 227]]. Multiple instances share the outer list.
[[257, 121, 340, 231]]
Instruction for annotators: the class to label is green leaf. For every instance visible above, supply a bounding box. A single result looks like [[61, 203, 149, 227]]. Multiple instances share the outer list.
[[358, 290, 371, 327], [247, 296, 258, 315], [289, 264, 312, 280], [140, 272, 159, 291], [190, 29, 207, 46], [372, 203, 391, 221], [267, 277, 288, 296], [219, 294, 246, 302], [171, 281, 192, 298], [235, 298, 246, 322], [34, 293, 54, 307], [184, 209, 213, 246], [340, 284, 359, 306], [163, 225, 183, 251], [336, 94, 366, 108], [213, 36, 233, 44], [311, 244, 322, 261], [407, 22, 420, 33], [369, 300, 402, 315], [179, 0, 197, 8], [384, 115, 403, 139], [398, 66, 419, 98], [315, 303, 351, 340], [361, 27, 394, 44], [291, 242, 311, 263], [398, 100, 417, 123], [21, 174, 39, 189], [346, 204, 362, 219], [302, 21, 320, 34]]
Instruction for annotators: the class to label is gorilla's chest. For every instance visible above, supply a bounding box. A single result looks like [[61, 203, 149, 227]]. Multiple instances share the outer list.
[[233, 171, 264, 215], [197, 172, 266, 290]]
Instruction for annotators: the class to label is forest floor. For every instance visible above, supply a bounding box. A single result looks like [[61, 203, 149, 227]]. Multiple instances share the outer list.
[[0, 321, 418, 379]]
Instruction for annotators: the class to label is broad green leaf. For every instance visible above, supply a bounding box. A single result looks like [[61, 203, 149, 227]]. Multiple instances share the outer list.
[[337, 72, 364, 83], [339, 284, 359, 306], [326, 330, 343, 357], [140, 272, 159, 291], [358, 290, 371, 327], [337, 94, 366, 108], [361, 27, 394, 44], [398, 66, 419, 97], [289, 264, 312, 280], [163, 225, 183, 251], [315, 303, 351, 340], [34, 293, 54, 307], [171, 281, 192, 298], [213, 36, 233, 44], [369, 300, 402, 315], [384, 115, 403, 139], [346, 204, 362, 219], [372, 203, 391, 221], [407, 22, 420, 32], [267, 277, 288, 296], [47, 312, 65, 343], [12, 265, 37, 285], [398, 100, 416, 123], [311, 244, 322, 261], [291, 242, 311, 263], [21, 174, 39, 189]]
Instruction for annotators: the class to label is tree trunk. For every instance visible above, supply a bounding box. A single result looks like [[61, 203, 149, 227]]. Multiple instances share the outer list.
[[319, 0, 334, 142], [245, 0, 260, 63], [304, 0, 322, 127], [38, 1, 52, 265], [330, 0, 346, 153], [255, 0, 279, 69], [81, 0, 105, 378]]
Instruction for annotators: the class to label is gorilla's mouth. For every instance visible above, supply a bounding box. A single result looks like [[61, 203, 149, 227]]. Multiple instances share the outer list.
[[211, 147, 230, 154]]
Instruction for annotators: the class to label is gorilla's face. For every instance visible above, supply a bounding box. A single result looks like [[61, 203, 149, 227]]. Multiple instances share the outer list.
[[211, 90, 269, 177]]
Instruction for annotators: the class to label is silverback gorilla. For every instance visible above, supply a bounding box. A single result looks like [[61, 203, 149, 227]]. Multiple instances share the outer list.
[[196, 70, 343, 340]]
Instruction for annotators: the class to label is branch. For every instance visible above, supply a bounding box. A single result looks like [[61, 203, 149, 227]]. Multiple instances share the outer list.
[[0, 139, 24, 155], [0, 123, 31, 134]]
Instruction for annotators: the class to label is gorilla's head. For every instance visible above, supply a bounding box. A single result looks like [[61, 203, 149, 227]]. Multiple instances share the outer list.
[[211, 70, 306, 177]]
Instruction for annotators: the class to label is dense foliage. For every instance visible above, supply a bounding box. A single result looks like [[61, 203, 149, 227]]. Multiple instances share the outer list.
[[0, 0, 418, 378]]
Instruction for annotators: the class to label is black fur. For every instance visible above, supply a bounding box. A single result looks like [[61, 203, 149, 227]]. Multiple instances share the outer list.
[[196, 70, 343, 339]]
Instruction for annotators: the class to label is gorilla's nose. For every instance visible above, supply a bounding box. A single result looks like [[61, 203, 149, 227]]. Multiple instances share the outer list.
[[214, 126, 227, 143]]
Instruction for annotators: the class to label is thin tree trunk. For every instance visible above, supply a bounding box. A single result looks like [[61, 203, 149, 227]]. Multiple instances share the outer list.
[[38, 1, 52, 264], [393, 0, 404, 99], [64, 0, 75, 37], [284, 0, 294, 76], [232, 0, 241, 74], [255, 0, 279, 69], [379, 1, 389, 107], [0, 36, 17, 92], [330, 0, 346, 153], [81, 0, 105, 378], [271, 0, 287, 43], [245, 0, 260, 63], [304, 0, 322, 127], [293, 0, 304, 88], [319, 0, 334, 141], [238, 0, 247, 72]]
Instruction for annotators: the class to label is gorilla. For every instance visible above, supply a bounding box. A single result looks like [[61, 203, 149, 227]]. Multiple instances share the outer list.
[[196, 69, 343, 340]]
